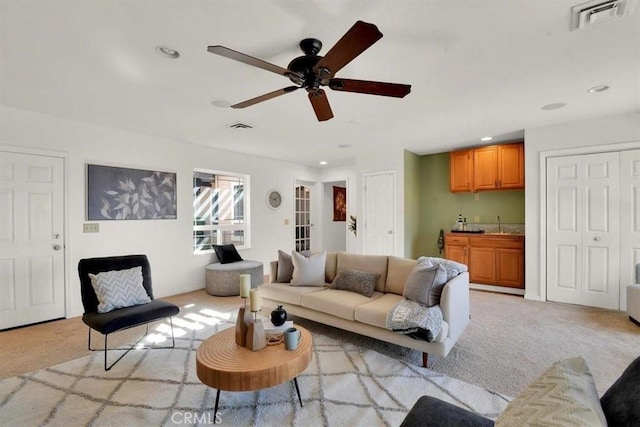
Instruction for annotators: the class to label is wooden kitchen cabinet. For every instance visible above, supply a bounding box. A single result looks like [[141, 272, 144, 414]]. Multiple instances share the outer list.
[[449, 149, 474, 192], [473, 142, 524, 190], [449, 141, 524, 192], [445, 233, 525, 289]]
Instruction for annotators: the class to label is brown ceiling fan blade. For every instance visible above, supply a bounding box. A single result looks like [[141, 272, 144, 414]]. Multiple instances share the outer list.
[[231, 86, 299, 109], [308, 89, 334, 121], [329, 78, 411, 98], [312, 21, 382, 77], [207, 45, 290, 76]]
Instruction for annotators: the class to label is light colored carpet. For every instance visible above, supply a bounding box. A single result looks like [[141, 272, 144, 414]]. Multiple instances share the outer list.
[[0, 307, 509, 426]]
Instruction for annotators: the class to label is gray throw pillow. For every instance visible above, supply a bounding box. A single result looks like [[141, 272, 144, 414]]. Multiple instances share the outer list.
[[330, 268, 380, 297], [403, 262, 448, 307], [418, 256, 468, 281], [275, 250, 311, 283]]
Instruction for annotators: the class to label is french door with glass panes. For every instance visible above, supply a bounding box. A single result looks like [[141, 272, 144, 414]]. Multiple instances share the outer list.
[[295, 185, 311, 251]]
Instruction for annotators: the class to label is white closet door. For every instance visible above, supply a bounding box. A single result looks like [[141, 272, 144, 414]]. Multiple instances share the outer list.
[[546, 152, 620, 309], [620, 149, 640, 311], [363, 171, 395, 255], [0, 151, 66, 329]]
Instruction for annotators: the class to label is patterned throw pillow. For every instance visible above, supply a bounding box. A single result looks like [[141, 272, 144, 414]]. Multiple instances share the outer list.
[[495, 357, 607, 427], [291, 251, 327, 286], [403, 262, 448, 307], [418, 256, 468, 281], [330, 268, 380, 297], [89, 266, 151, 313]]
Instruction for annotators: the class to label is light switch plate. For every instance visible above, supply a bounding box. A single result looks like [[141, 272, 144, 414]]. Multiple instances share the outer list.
[[83, 223, 99, 233], [475, 216, 480, 223]]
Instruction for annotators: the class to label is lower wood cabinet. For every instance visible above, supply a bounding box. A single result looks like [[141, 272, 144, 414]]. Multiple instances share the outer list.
[[444, 233, 524, 289]]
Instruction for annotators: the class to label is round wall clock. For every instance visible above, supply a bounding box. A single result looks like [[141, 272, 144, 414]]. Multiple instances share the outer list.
[[266, 189, 282, 209]]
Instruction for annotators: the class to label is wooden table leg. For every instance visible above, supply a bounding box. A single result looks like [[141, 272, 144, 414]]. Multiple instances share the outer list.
[[293, 377, 303, 407], [214, 389, 221, 415]]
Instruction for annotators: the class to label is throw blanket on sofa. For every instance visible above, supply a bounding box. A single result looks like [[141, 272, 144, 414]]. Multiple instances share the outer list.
[[385, 298, 443, 342]]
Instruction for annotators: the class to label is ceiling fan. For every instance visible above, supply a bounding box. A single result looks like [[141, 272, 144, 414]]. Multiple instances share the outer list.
[[207, 20, 411, 122]]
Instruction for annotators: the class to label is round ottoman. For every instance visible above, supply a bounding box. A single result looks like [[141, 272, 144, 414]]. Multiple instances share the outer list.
[[205, 260, 264, 296]]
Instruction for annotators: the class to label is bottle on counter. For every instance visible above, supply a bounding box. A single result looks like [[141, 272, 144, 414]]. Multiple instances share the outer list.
[[463, 217, 467, 231], [456, 214, 463, 231]]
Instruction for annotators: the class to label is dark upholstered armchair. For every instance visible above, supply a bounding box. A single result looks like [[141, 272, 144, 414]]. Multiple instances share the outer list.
[[78, 254, 180, 370]]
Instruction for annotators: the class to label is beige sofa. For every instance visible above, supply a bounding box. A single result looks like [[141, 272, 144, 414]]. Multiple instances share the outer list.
[[259, 252, 470, 367]]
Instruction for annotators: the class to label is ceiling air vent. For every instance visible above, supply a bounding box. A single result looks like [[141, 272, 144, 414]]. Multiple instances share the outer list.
[[227, 122, 253, 129], [570, 0, 635, 30]]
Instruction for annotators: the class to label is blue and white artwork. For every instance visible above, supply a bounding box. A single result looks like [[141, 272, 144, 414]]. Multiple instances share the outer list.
[[87, 164, 177, 220]]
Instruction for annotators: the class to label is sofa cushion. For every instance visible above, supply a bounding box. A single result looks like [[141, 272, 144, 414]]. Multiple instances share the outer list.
[[403, 262, 448, 307], [301, 288, 383, 321], [291, 251, 327, 286], [325, 251, 338, 283], [495, 356, 607, 427], [329, 268, 380, 297], [259, 282, 327, 306], [600, 355, 640, 425], [385, 256, 418, 295], [337, 252, 388, 292]]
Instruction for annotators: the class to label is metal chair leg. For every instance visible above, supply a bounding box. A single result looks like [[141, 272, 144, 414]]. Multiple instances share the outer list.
[[86, 317, 177, 371]]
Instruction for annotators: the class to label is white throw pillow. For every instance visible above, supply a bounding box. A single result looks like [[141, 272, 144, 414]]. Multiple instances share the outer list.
[[89, 266, 151, 313], [495, 357, 607, 426], [291, 250, 327, 286]]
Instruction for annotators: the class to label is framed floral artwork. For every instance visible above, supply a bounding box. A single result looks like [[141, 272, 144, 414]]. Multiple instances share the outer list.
[[87, 164, 177, 220], [333, 186, 346, 222]]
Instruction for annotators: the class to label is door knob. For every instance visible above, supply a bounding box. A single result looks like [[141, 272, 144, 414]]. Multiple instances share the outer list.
[[593, 237, 601, 241], [388, 230, 393, 234], [53, 244, 62, 250]]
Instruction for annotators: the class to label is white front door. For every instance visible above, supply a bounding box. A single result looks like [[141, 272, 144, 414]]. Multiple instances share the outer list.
[[0, 151, 66, 329], [363, 171, 395, 255], [546, 152, 620, 309], [620, 149, 640, 311]]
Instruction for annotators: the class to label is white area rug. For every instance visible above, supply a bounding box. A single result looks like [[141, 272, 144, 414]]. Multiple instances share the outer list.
[[0, 310, 509, 426]]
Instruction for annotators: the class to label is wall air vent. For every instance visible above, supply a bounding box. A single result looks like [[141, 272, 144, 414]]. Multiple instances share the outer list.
[[570, 0, 635, 30], [227, 122, 253, 129]]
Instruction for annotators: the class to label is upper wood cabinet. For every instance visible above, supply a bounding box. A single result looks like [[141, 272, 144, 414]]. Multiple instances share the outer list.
[[449, 149, 474, 192], [450, 142, 524, 192]]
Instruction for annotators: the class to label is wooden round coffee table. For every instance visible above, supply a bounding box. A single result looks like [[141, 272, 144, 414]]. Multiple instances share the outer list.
[[196, 324, 313, 413]]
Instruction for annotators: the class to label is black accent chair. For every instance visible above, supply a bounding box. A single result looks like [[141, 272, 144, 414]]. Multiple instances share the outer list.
[[78, 254, 180, 371]]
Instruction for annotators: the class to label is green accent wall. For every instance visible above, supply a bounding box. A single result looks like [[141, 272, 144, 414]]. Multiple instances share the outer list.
[[412, 152, 525, 258], [404, 150, 421, 257]]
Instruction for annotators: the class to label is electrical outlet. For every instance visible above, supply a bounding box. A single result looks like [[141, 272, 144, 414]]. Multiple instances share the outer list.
[[83, 223, 99, 233], [474, 193, 480, 201], [474, 216, 480, 223]]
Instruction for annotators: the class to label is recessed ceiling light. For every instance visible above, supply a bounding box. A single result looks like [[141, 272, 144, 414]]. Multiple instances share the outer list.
[[338, 144, 352, 148], [541, 102, 567, 111], [211, 100, 231, 108], [319, 161, 328, 165], [156, 45, 180, 59], [480, 136, 493, 142], [587, 85, 610, 93]]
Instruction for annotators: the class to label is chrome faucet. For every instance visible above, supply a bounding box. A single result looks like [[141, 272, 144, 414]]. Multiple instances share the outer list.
[[497, 215, 501, 233]]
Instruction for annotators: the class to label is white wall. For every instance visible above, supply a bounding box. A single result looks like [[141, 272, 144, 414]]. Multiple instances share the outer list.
[[524, 112, 640, 301], [319, 164, 358, 252], [321, 181, 347, 251], [0, 106, 320, 317]]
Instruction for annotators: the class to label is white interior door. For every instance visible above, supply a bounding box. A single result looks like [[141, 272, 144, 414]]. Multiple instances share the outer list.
[[546, 152, 620, 309], [294, 182, 313, 252], [620, 149, 640, 311], [0, 151, 65, 329], [363, 171, 395, 255]]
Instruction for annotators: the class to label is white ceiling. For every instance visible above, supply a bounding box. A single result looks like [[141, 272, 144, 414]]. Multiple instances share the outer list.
[[1, 1, 639, 167]]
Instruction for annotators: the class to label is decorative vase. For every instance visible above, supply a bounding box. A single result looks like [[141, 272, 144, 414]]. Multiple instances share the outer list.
[[235, 306, 252, 347], [270, 305, 287, 326]]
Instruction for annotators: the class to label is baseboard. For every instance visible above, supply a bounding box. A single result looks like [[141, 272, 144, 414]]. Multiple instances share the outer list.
[[469, 283, 525, 296]]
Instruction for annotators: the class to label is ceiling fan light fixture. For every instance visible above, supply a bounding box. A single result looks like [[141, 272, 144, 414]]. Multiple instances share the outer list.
[[587, 84, 610, 93], [156, 45, 180, 59]]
